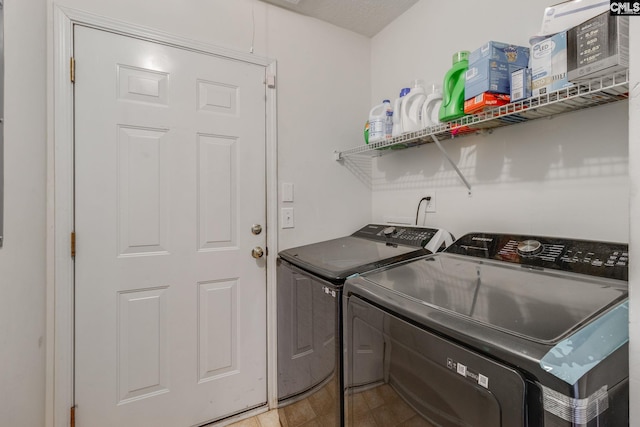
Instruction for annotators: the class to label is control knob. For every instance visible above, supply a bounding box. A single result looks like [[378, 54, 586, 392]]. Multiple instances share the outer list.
[[383, 226, 396, 237], [517, 240, 543, 256]]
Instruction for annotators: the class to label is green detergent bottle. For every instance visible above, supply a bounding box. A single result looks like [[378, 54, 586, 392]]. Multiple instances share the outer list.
[[439, 51, 469, 122]]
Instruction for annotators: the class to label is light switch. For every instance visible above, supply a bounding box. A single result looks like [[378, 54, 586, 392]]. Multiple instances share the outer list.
[[281, 207, 294, 229], [282, 183, 294, 202]]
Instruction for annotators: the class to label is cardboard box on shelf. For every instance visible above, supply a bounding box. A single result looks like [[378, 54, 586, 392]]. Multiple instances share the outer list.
[[468, 41, 530, 67], [465, 42, 529, 101], [464, 93, 511, 114], [567, 13, 629, 81], [531, 32, 573, 97], [538, 0, 610, 38], [510, 68, 532, 102], [465, 59, 525, 100]]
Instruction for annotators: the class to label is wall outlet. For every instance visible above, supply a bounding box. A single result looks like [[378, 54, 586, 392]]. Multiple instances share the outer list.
[[281, 207, 295, 229], [425, 193, 436, 213]]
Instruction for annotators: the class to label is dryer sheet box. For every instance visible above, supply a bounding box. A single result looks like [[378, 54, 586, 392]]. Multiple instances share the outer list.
[[531, 32, 573, 97], [567, 13, 629, 81], [465, 42, 530, 100]]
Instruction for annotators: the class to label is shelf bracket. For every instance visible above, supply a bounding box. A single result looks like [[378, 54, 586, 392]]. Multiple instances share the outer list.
[[431, 134, 472, 195]]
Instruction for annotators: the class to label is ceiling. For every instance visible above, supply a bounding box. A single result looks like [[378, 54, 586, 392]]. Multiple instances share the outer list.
[[258, 0, 420, 37]]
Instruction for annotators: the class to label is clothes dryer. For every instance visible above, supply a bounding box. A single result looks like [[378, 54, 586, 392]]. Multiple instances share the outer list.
[[277, 224, 453, 426]]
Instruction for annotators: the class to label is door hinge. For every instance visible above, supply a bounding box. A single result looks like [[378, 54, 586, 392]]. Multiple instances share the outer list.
[[71, 232, 76, 258], [70, 406, 76, 427], [70, 57, 75, 83], [265, 74, 276, 89]]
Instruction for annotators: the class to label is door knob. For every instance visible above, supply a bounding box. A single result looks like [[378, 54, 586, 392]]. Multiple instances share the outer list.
[[251, 224, 263, 235], [252, 247, 264, 259]]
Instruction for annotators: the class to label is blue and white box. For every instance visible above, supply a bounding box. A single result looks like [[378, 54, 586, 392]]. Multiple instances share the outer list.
[[531, 32, 573, 97], [468, 41, 530, 67]]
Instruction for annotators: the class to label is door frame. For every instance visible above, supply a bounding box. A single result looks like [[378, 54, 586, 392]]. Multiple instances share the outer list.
[[47, 6, 279, 427]]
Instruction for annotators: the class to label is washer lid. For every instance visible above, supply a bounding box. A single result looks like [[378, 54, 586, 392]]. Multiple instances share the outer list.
[[279, 235, 428, 283], [353, 252, 628, 343]]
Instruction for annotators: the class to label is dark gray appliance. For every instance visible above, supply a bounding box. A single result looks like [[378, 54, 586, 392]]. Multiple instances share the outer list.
[[277, 224, 453, 426], [344, 232, 629, 427]]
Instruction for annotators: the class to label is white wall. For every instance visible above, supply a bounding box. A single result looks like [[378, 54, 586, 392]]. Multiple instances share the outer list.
[[628, 18, 639, 427], [370, 0, 629, 243], [0, 0, 48, 426], [263, 6, 372, 248]]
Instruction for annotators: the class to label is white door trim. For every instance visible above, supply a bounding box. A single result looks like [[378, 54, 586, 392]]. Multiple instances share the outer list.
[[47, 6, 278, 427]]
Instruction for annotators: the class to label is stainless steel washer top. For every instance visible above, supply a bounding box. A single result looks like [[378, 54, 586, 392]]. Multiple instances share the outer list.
[[279, 223, 453, 283], [343, 232, 629, 426]]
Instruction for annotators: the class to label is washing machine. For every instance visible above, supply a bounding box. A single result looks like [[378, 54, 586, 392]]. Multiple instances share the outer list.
[[343, 232, 629, 426], [276, 224, 453, 426]]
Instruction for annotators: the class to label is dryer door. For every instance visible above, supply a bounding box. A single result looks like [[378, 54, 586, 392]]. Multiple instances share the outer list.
[[344, 296, 526, 427]]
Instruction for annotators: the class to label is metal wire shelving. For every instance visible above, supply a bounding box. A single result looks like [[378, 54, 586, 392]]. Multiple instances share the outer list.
[[334, 70, 629, 161]]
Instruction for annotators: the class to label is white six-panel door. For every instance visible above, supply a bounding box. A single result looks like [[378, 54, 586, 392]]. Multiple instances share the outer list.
[[73, 25, 267, 426]]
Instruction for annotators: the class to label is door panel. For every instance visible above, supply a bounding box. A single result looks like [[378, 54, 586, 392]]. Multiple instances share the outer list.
[[74, 25, 267, 427]]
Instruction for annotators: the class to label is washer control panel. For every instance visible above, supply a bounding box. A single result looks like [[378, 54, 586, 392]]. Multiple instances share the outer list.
[[353, 224, 438, 248], [447, 232, 628, 281]]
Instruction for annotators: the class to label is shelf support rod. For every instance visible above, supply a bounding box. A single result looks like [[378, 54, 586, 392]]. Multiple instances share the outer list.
[[431, 134, 472, 194]]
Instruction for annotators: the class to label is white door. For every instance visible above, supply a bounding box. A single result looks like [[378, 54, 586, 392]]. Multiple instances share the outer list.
[[73, 26, 267, 427]]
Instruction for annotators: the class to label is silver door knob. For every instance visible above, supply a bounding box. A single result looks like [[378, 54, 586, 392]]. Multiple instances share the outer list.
[[252, 247, 264, 259], [251, 224, 263, 235]]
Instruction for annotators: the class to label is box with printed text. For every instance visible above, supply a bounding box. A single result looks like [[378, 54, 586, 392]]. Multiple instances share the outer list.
[[530, 32, 573, 97], [567, 13, 629, 81]]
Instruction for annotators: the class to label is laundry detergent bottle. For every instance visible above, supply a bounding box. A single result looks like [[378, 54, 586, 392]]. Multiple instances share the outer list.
[[392, 87, 411, 137], [439, 51, 469, 122], [400, 80, 426, 133], [421, 83, 443, 128], [368, 99, 392, 143]]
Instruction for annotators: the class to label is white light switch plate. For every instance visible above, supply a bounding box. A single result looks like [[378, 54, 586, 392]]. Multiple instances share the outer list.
[[281, 207, 294, 229], [282, 183, 294, 202]]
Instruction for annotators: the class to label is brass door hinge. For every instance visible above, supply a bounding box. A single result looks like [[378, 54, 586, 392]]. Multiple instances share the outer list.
[[70, 406, 76, 427], [71, 232, 76, 258], [70, 57, 75, 83], [265, 74, 275, 89]]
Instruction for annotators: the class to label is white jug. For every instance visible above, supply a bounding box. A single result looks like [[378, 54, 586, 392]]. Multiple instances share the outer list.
[[400, 80, 426, 133], [420, 85, 443, 128]]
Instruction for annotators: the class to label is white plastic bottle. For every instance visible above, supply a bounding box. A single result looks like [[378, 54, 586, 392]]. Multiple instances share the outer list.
[[400, 80, 427, 133], [392, 87, 410, 137], [420, 84, 443, 128], [368, 99, 391, 142], [384, 102, 393, 139]]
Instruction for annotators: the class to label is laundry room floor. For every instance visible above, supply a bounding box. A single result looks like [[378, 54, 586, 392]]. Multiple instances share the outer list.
[[346, 383, 435, 426], [226, 409, 281, 427], [227, 381, 435, 427]]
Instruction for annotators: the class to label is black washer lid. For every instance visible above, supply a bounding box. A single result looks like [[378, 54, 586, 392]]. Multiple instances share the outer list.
[[279, 235, 428, 283], [354, 251, 627, 343]]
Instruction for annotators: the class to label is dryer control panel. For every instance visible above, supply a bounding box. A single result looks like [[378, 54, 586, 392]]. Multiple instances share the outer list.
[[353, 224, 438, 248], [446, 233, 628, 281]]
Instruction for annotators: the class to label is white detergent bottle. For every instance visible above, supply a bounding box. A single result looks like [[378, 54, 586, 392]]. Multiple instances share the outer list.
[[420, 84, 443, 128], [368, 99, 391, 142], [384, 101, 393, 140], [401, 79, 427, 133], [392, 87, 410, 137]]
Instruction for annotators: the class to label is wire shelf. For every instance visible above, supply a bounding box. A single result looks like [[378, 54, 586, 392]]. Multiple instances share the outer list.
[[334, 70, 629, 161]]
